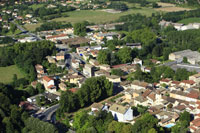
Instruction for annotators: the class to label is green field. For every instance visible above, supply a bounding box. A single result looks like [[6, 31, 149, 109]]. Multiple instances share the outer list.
[[52, 8, 157, 24], [0, 65, 25, 84], [178, 17, 200, 24], [25, 6, 157, 31]]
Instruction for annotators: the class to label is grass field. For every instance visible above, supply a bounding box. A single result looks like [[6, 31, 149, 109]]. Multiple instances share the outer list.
[[0, 65, 25, 84], [52, 7, 157, 23], [156, 2, 191, 12], [178, 17, 200, 24]]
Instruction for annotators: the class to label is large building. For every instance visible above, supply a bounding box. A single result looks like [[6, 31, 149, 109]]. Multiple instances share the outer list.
[[169, 50, 200, 65]]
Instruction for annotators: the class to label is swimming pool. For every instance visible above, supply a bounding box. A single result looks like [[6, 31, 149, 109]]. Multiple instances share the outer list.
[[165, 123, 176, 128]]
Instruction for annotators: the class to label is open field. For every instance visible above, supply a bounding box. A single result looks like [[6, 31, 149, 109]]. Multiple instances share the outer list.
[[178, 17, 200, 24], [24, 2, 192, 31], [156, 2, 191, 12], [24, 23, 42, 31], [52, 8, 157, 23], [0, 65, 25, 84]]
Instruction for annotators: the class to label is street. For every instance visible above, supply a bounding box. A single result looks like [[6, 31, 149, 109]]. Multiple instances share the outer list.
[[11, 21, 42, 40]]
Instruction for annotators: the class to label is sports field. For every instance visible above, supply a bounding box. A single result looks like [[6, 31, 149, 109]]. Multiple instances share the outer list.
[[0, 65, 25, 84]]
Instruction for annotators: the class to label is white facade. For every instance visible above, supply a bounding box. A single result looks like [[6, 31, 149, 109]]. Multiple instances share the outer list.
[[110, 107, 133, 122]]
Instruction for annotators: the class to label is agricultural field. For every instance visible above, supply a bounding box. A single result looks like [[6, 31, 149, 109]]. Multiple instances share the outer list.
[[0, 65, 25, 84], [156, 2, 191, 12], [178, 17, 200, 24]]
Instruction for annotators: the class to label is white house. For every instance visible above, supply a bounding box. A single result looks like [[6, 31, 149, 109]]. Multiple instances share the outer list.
[[109, 104, 133, 122]]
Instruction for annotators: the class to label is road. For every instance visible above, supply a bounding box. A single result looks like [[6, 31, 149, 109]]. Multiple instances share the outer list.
[[35, 104, 59, 123], [11, 21, 42, 40]]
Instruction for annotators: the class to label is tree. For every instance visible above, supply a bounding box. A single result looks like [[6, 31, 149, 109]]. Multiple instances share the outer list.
[[10, 23, 17, 34], [111, 69, 125, 76], [152, 2, 159, 8], [97, 50, 111, 64], [183, 57, 188, 63], [117, 47, 132, 63], [108, 121, 123, 132], [179, 111, 190, 125], [12, 74, 18, 82], [74, 22, 87, 37], [132, 113, 158, 133]]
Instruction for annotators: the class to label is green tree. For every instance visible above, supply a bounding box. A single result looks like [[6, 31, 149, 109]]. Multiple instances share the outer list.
[[183, 57, 188, 63], [97, 50, 111, 64], [10, 23, 17, 34], [117, 47, 132, 63], [74, 22, 87, 37]]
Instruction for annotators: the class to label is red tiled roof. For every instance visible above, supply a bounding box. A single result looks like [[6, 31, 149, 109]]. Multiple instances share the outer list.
[[182, 80, 195, 85], [48, 85, 54, 89], [192, 118, 200, 124], [189, 126, 197, 131], [112, 64, 127, 69], [69, 88, 78, 93], [160, 79, 171, 83], [187, 92, 199, 99], [43, 76, 53, 82], [171, 81, 181, 85], [174, 105, 186, 111], [46, 34, 68, 39]]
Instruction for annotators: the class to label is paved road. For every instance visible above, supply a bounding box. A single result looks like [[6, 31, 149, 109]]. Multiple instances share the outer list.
[[36, 104, 59, 123], [11, 21, 42, 40]]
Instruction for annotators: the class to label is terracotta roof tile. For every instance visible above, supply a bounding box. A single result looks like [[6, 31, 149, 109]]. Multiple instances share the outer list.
[[43, 76, 53, 82]]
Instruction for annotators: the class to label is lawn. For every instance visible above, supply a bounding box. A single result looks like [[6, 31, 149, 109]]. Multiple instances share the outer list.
[[0, 65, 25, 84], [178, 17, 200, 24]]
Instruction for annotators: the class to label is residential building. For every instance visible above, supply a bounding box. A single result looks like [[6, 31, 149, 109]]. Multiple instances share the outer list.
[[189, 73, 200, 85], [109, 104, 133, 122], [83, 64, 95, 77], [43, 76, 56, 93]]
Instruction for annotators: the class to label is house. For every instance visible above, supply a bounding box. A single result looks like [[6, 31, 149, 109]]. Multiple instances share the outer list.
[[131, 80, 149, 90], [46, 34, 69, 42], [190, 118, 200, 132], [71, 59, 80, 69], [133, 58, 142, 66], [106, 75, 121, 84], [35, 64, 44, 74], [126, 43, 142, 49], [46, 56, 56, 63], [173, 105, 186, 113], [59, 82, 67, 91], [56, 51, 65, 61], [99, 64, 110, 71], [19, 101, 38, 111], [91, 103, 104, 112], [160, 79, 171, 86], [43, 92, 60, 102], [43, 76, 56, 93], [31, 81, 38, 89], [27, 94, 43, 103], [83, 64, 95, 77], [169, 50, 200, 65], [109, 104, 133, 122], [67, 75, 84, 84], [95, 69, 110, 77], [134, 96, 148, 106], [189, 73, 200, 85], [180, 80, 196, 88], [120, 81, 132, 90], [25, 14, 33, 18]]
